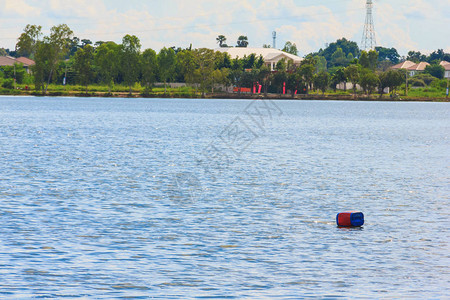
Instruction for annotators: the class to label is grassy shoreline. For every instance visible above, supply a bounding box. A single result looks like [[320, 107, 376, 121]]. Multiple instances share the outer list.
[[1, 84, 449, 102]]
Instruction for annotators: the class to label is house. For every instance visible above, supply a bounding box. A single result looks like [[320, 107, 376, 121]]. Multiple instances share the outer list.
[[215, 47, 302, 71], [407, 62, 430, 77], [390, 60, 430, 76], [440, 61, 450, 79], [390, 60, 416, 70], [0, 56, 35, 73], [0, 55, 16, 67]]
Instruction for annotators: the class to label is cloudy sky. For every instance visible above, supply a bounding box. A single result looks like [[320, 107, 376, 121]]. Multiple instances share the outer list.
[[1, 0, 449, 56]]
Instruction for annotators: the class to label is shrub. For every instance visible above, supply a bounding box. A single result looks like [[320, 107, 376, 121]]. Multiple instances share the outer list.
[[411, 73, 436, 86], [431, 79, 448, 89], [1, 78, 14, 89], [409, 78, 426, 87]]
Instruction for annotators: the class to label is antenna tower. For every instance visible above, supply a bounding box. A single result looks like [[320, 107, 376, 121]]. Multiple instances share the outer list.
[[272, 31, 277, 49], [361, 0, 376, 50]]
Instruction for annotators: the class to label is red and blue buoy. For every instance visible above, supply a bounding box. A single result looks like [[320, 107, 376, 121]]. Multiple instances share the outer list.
[[336, 211, 364, 227]]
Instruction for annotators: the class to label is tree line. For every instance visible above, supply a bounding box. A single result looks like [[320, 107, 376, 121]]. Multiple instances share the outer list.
[[2, 24, 449, 97]]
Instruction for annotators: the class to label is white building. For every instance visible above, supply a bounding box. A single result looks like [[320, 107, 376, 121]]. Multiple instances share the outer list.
[[216, 47, 302, 71]]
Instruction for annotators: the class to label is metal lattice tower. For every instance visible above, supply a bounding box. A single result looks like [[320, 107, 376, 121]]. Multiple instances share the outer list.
[[361, 0, 377, 50]]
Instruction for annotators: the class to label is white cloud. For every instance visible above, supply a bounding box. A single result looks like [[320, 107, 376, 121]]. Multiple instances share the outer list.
[[0, 0, 449, 54], [3, 0, 40, 17]]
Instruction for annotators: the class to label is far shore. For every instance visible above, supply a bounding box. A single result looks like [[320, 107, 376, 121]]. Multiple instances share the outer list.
[[1, 89, 448, 102]]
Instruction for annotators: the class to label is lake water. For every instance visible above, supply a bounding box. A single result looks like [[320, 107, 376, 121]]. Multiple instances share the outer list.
[[0, 96, 448, 299]]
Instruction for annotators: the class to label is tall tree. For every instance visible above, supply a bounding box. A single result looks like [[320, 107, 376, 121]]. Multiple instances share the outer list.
[[282, 41, 298, 55], [95, 41, 120, 93], [299, 57, 317, 94], [359, 70, 379, 96], [424, 64, 445, 79], [216, 35, 227, 47], [158, 47, 176, 93], [193, 48, 215, 97], [141, 48, 158, 93], [407, 51, 426, 63], [313, 38, 359, 68], [378, 69, 403, 97], [359, 51, 370, 69], [345, 64, 360, 96], [258, 65, 272, 97], [33, 42, 56, 92], [40, 24, 73, 94], [375, 46, 400, 64], [177, 49, 196, 85], [314, 71, 330, 94], [73, 44, 94, 93], [236, 36, 249, 48], [368, 50, 379, 71], [120, 34, 141, 94], [330, 47, 347, 67], [331, 67, 347, 91], [16, 24, 42, 58]]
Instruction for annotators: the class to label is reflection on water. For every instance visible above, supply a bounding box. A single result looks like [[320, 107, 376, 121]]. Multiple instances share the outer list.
[[0, 97, 448, 298]]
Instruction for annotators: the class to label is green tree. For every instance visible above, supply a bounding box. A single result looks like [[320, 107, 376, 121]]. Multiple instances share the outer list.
[[177, 49, 196, 85], [229, 58, 244, 93], [345, 64, 360, 96], [282, 41, 298, 55], [73, 44, 94, 93], [311, 38, 359, 68], [43, 24, 74, 93], [359, 51, 370, 69], [331, 67, 347, 92], [193, 48, 216, 97], [68, 37, 81, 57], [378, 69, 404, 97], [141, 48, 157, 94], [81, 39, 92, 47], [407, 51, 426, 63], [30, 24, 73, 93], [375, 46, 400, 64], [33, 41, 56, 92], [359, 70, 379, 95], [158, 47, 176, 93], [236, 35, 249, 48], [315, 55, 327, 72], [368, 50, 379, 71], [16, 24, 42, 58], [1, 64, 26, 84], [258, 65, 272, 97], [216, 35, 227, 47], [273, 68, 287, 95], [299, 58, 317, 94], [95, 41, 120, 93], [120, 34, 141, 94], [314, 70, 330, 94], [330, 47, 347, 67], [286, 70, 301, 98], [424, 64, 445, 79]]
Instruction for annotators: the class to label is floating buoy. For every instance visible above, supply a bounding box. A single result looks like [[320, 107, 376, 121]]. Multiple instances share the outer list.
[[336, 211, 364, 227]]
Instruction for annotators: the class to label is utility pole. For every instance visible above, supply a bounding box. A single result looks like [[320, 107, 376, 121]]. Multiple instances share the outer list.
[[13, 62, 16, 90], [361, 0, 377, 51], [405, 70, 408, 96]]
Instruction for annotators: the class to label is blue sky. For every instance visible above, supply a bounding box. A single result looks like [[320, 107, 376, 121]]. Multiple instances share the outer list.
[[1, 0, 449, 56]]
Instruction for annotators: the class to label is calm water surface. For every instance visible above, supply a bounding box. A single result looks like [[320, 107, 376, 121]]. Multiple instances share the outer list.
[[0, 96, 449, 298]]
